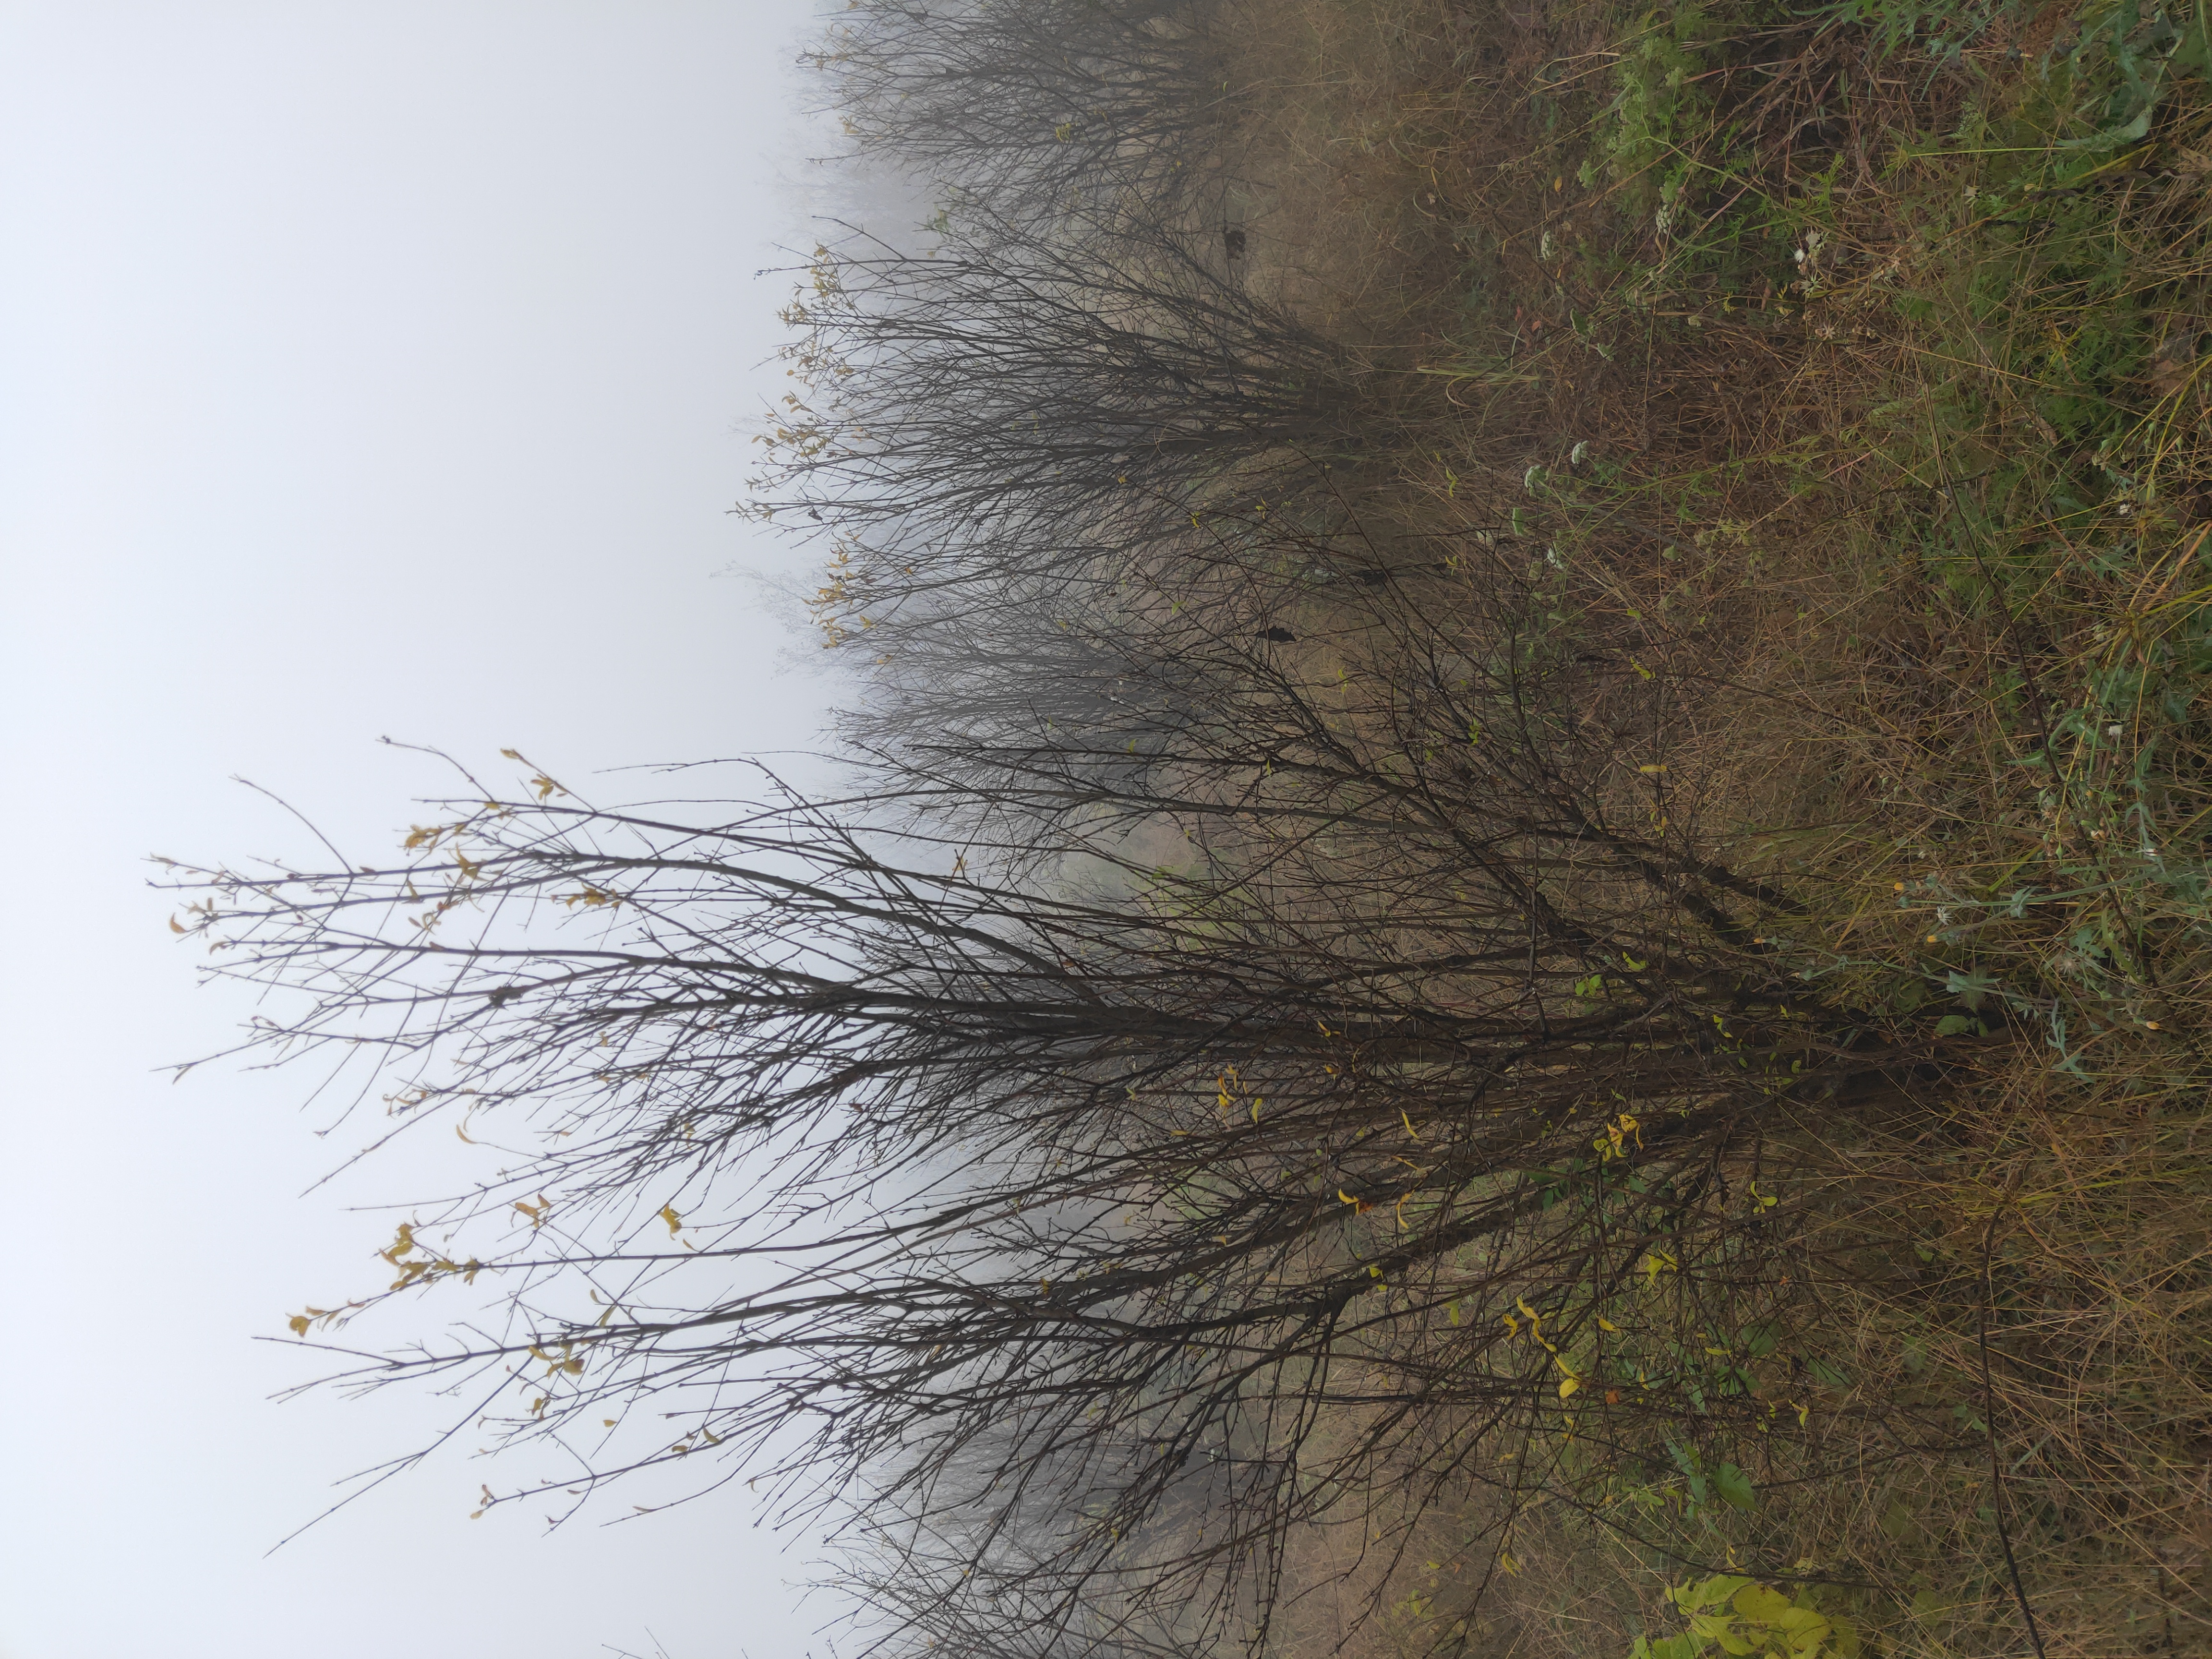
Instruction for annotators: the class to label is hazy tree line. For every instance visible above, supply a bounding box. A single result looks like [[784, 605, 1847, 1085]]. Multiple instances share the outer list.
[[169, 5, 1957, 1655]]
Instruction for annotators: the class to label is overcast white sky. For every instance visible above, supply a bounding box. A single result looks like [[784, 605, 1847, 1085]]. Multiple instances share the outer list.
[[0, 5, 857, 1654]]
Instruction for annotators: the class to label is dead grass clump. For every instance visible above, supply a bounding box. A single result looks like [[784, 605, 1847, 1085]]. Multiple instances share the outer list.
[[1195, 0, 2212, 1653]]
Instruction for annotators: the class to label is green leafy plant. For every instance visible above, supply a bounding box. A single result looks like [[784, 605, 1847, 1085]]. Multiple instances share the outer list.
[[1665, 1439, 1758, 1516], [1631, 1576, 1861, 1659], [1577, 3, 1714, 201]]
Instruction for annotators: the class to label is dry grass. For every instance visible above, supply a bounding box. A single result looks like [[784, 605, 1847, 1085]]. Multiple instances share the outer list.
[[1187, 0, 2212, 1653]]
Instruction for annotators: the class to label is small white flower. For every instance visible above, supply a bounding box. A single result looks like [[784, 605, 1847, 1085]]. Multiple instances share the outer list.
[[1570, 440, 1590, 468], [2107, 722, 2124, 738]]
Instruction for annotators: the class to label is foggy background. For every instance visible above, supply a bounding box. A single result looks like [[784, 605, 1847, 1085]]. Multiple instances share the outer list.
[[0, 3, 867, 1654]]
